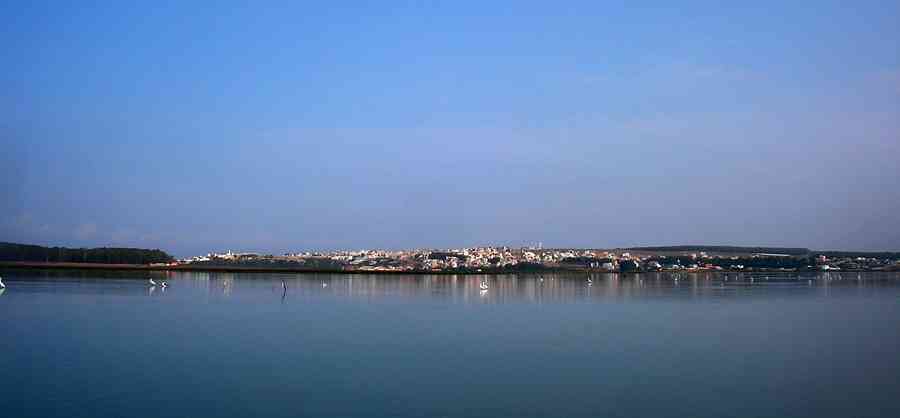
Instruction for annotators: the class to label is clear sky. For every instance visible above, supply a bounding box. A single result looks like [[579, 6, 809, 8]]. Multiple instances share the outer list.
[[3, 1, 899, 256]]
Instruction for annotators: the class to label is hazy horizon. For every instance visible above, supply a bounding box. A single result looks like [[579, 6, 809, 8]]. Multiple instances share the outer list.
[[3, 1, 899, 257]]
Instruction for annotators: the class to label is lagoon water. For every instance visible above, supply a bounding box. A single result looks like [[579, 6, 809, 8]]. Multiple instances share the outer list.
[[1, 270, 899, 418]]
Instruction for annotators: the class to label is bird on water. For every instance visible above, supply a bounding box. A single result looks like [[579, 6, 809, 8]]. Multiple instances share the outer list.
[[148, 278, 167, 289], [0, 276, 5, 288]]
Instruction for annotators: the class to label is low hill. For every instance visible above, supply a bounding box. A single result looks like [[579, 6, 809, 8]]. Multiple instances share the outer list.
[[0, 242, 174, 265], [623, 245, 811, 256]]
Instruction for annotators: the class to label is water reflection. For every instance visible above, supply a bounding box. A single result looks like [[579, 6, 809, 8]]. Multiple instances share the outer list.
[[1, 270, 898, 303], [175, 271, 900, 304], [3, 270, 898, 418]]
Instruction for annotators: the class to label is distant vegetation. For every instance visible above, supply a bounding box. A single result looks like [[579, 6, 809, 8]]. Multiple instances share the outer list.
[[0, 242, 174, 264], [644, 255, 815, 270], [624, 246, 811, 255], [626, 245, 900, 259], [428, 251, 468, 261], [190, 257, 345, 270], [817, 250, 900, 259]]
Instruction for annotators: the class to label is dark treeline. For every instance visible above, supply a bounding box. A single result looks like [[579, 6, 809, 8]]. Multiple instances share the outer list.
[[704, 257, 816, 270], [625, 245, 811, 255], [560, 256, 599, 264], [817, 251, 900, 259], [646, 255, 814, 270], [0, 242, 174, 264], [427, 252, 468, 261], [190, 257, 345, 270]]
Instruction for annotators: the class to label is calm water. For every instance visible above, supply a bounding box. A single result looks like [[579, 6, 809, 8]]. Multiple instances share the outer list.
[[1, 270, 899, 418]]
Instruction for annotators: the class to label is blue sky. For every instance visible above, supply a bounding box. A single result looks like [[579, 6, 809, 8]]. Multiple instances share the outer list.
[[3, 1, 899, 256]]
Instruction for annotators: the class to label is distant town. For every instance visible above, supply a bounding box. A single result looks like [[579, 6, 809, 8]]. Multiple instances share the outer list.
[[177, 245, 900, 273], [3, 242, 898, 273]]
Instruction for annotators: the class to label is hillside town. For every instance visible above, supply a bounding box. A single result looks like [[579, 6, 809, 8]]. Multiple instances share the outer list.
[[179, 246, 900, 273]]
